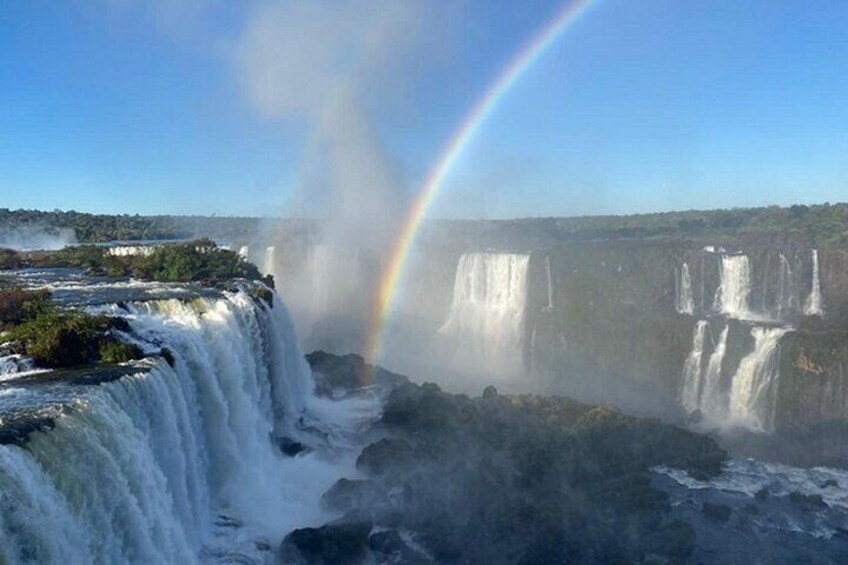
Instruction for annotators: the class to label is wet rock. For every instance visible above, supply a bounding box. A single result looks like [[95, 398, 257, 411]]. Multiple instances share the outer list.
[[356, 438, 417, 476], [306, 351, 408, 396], [279, 521, 372, 565], [321, 479, 387, 514], [275, 436, 307, 457], [788, 492, 828, 510], [701, 502, 732, 523]]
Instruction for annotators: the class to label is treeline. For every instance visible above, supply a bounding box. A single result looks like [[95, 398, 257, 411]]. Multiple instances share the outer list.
[[427, 202, 848, 248], [4, 202, 848, 248]]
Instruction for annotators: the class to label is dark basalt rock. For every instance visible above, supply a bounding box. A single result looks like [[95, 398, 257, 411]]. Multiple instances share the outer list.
[[356, 438, 417, 476], [321, 478, 387, 514], [0, 415, 56, 446], [788, 492, 828, 510], [275, 436, 307, 457], [701, 502, 732, 523], [279, 521, 372, 565], [305, 351, 408, 396], [308, 381, 727, 565]]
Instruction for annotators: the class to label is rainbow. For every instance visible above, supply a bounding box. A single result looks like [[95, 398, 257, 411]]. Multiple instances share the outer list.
[[365, 0, 599, 364]]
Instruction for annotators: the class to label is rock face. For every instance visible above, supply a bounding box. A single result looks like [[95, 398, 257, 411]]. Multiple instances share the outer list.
[[305, 351, 408, 396], [313, 381, 726, 565]]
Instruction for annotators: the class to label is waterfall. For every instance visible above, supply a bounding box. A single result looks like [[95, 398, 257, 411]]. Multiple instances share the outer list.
[[238, 245, 249, 260], [438, 253, 530, 375], [804, 249, 824, 316], [728, 327, 789, 431], [263, 246, 276, 278], [713, 254, 753, 319], [680, 321, 708, 412], [676, 263, 695, 315], [545, 255, 554, 310], [0, 289, 317, 563], [108, 245, 157, 257], [699, 324, 730, 421], [777, 254, 795, 316]]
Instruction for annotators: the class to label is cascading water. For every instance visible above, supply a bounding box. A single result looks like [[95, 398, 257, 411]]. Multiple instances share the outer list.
[[544, 255, 554, 311], [0, 288, 347, 564], [238, 245, 250, 260], [108, 245, 157, 257], [675, 262, 695, 315], [728, 326, 789, 431], [438, 252, 530, 376], [777, 253, 795, 317], [680, 320, 708, 412], [263, 246, 276, 279], [698, 324, 729, 421], [713, 254, 753, 319], [804, 249, 824, 316]]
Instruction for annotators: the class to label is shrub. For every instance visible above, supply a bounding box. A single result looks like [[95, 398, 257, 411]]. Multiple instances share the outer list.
[[8, 309, 107, 367], [0, 248, 21, 270], [99, 340, 143, 364], [0, 288, 51, 329]]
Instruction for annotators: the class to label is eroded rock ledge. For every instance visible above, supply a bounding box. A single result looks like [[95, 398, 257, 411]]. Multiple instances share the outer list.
[[285, 353, 726, 564]]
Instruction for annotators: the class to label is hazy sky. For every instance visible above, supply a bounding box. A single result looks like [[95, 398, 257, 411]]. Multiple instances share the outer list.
[[1, 0, 846, 218]]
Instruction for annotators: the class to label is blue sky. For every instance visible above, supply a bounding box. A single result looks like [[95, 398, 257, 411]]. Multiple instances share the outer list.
[[1, 0, 846, 217]]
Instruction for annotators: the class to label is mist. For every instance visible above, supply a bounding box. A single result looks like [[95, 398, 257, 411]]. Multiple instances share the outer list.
[[0, 226, 77, 251], [231, 0, 432, 351]]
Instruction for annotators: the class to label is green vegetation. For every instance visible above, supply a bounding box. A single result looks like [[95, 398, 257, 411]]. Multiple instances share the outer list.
[[0, 288, 143, 368], [99, 341, 144, 364], [4, 203, 848, 250], [0, 248, 22, 269], [430, 201, 848, 248], [0, 288, 51, 330], [5, 239, 269, 285]]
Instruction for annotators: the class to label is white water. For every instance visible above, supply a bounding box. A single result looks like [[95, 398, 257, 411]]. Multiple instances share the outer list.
[[108, 245, 157, 257], [729, 326, 789, 431], [698, 324, 729, 421], [438, 252, 530, 376], [263, 246, 276, 278], [680, 321, 708, 412], [238, 245, 250, 260], [805, 249, 824, 316], [544, 255, 554, 310], [777, 253, 795, 316], [676, 262, 695, 315], [713, 254, 753, 319], [0, 289, 373, 564]]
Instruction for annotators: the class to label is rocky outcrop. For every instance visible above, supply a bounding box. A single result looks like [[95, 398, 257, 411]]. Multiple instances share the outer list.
[[305, 351, 408, 396], [314, 381, 726, 564]]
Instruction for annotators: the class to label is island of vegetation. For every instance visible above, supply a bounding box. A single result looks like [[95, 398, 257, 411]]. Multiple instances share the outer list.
[[0, 241, 273, 369]]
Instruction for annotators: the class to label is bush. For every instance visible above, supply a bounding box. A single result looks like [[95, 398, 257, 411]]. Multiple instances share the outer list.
[[0, 248, 21, 270], [99, 340, 143, 364], [8, 309, 107, 367], [0, 288, 51, 329]]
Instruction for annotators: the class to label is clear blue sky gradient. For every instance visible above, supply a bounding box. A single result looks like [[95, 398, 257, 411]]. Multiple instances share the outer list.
[[1, 1, 846, 217]]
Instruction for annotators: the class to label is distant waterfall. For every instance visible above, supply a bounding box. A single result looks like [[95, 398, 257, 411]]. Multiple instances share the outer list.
[[263, 246, 276, 278], [777, 254, 795, 316], [699, 324, 730, 420], [728, 327, 789, 431], [238, 245, 249, 260], [804, 249, 824, 316], [0, 290, 314, 563], [545, 255, 554, 310], [438, 253, 530, 374], [675, 263, 695, 315], [108, 245, 157, 257], [713, 254, 753, 319], [680, 321, 708, 412]]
